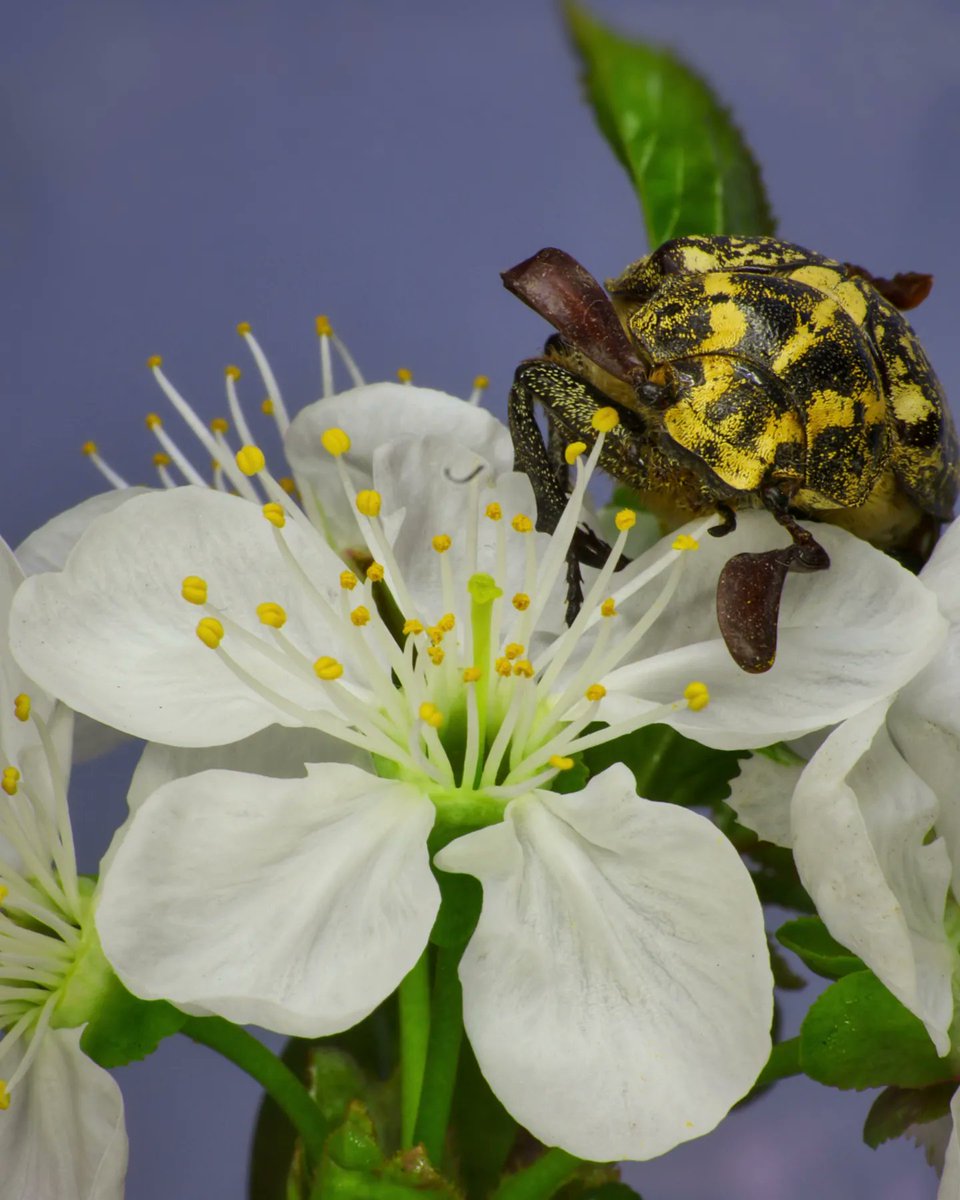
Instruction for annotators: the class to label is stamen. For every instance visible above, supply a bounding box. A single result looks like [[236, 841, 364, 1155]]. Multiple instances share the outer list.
[[591, 406, 620, 432], [504, 643, 524, 661], [564, 441, 587, 465], [615, 509, 636, 531], [419, 703, 443, 729], [340, 570, 358, 591], [262, 503, 286, 528], [397, 368, 413, 385], [468, 374, 489, 406], [196, 618, 225, 649], [511, 514, 533, 534], [236, 445, 266, 477], [600, 598, 617, 617], [684, 681, 710, 711], [403, 619, 424, 635], [585, 683, 606, 702], [321, 427, 351, 457], [237, 323, 291, 432], [485, 503, 502, 521], [356, 490, 382, 518], [256, 603, 287, 629], [672, 533, 699, 551], [81, 441, 128, 489], [512, 593, 530, 611], [462, 667, 481, 683], [223, 365, 256, 447], [367, 562, 385, 583], [350, 606, 371, 627], [2, 768, 19, 796], [432, 534, 452, 554], [549, 755, 575, 771], [13, 695, 30, 723], [314, 656, 344, 681], [181, 576, 208, 605], [316, 316, 334, 398]]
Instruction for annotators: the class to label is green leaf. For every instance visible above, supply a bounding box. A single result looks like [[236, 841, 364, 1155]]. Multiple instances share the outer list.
[[77, 972, 185, 1069], [565, 2, 775, 246], [776, 916, 865, 979], [800, 971, 955, 1090], [581, 722, 746, 808], [863, 1082, 957, 1149]]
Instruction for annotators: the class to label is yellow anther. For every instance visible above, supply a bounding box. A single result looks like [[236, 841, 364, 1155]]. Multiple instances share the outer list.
[[196, 617, 224, 649], [600, 598, 617, 618], [512, 592, 531, 611], [549, 755, 575, 771], [473, 374, 490, 390], [146, 355, 163, 369], [437, 613, 455, 632], [427, 645, 445, 665], [210, 417, 230, 434], [495, 657, 513, 677], [225, 365, 242, 382], [585, 683, 607, 702], [367, 562, 385, 583], [504, 642, 524, 661], [402, 619, 424, 635], [462, 666, 482, 683], [314, 656, 344, 681], [262, 502, 286, 528], [397, 367, 413, 384], [2, 767, 20, 796], [684, 681, 711, 712], [153, 452, 172, 468], [591, 406, 620, 432], [427, 626, 444, 645], [672, 533, 700, 552], [615, 509, 636, 531], [315, 314, 333, 337], [350, 605, 371, 627], [513, 659, 535, 678], [261, 398, 274, 415], [485, 502, 503, 521], [320, 427, 351, 457], [81, 440, 98, 456], [236, 445, 266, 476], [340, 570, 359, 591], [256, 602, 287, 629], [0, 885, 7, 906], [13, 694, 31, 723], [145, 412, 163, 429], [210, 458, 220, 471], [279, 476, 298, 495], [236, 322, 252, 336], [511, 513, 533, 534], [564, 441, 587, 465], [432, 534, 452, 554], [181, 576, 208, 605], [419, 702, 443, 728], [356, 490, 382, 518], [0, 1081, 9, 1110]]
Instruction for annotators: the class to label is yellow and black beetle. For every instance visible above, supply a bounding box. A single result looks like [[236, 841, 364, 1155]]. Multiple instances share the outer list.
[[503, 234, 959, 672]]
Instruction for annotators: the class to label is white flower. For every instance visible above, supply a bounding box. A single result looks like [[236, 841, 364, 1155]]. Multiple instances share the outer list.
[[0, 540, 127, 1199], [9, 417, 944, 1160]]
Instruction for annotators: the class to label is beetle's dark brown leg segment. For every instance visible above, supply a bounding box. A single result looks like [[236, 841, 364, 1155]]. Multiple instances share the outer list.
[[708, 503, 738, 538], [716, 491, 831, 673]]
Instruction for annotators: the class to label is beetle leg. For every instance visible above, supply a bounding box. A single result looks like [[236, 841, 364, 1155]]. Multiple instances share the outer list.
[[509, 358, 633, 623], [708, 503, 738, 538], [716, 490, 830, 673]]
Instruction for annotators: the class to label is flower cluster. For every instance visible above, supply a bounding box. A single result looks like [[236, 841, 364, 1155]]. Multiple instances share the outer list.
[[1, 319, 955, 1197]]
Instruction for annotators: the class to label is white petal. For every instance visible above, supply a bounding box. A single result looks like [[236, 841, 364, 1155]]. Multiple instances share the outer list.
[[16, 489, 150, 575], [726, 752, 803, 848], [792, 703, 954, 1053], [436, 764, 772, 1160], [10, 487, 350, 746], [597, 513, 945, 749], [126, 724, 371, 810], [920, 515, 960, 625], [97, 764, 439, 1036], [0, 1027, 127, 1200]]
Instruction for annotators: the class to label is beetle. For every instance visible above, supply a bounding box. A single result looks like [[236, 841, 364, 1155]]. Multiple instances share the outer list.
[[503, 235, 959, 672]]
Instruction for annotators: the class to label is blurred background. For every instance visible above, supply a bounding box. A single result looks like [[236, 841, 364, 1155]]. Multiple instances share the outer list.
[[3, 1, 957, 1196]]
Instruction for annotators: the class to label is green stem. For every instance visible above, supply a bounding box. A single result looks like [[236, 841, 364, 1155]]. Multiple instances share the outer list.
[[751, 1035, 802, 1091], [493, 1148, 582, 1200], [413, 944, 464, 1165], [182, 1015, 328, 1166], [399, 949, 431, 1146]]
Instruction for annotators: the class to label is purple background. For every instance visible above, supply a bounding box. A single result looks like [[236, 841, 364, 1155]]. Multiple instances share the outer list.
[[3, 1, 957, 1196]]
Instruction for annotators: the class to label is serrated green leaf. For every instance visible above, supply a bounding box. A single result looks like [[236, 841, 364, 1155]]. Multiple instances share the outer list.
[[776, 916, 865, 980], [565, 2, 775, 246], [863, 1082, 957, 1149], [581, 722, 746, 808], [77, 971, 185, 1069], [800, 971, 955, 1090]]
